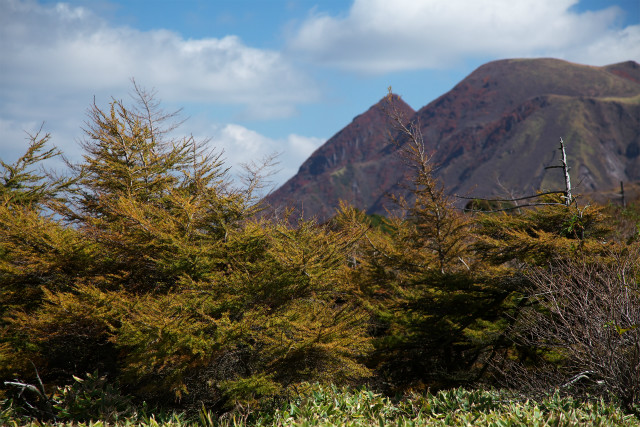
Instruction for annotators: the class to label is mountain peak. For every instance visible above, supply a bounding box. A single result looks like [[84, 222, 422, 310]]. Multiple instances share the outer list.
[[264, 96, 414, 220], [266, 58, 640, 222], [604, 60, 640, 84]]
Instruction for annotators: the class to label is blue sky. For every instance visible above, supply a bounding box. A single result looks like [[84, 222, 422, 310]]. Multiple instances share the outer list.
[[1, 0, 639, 189]]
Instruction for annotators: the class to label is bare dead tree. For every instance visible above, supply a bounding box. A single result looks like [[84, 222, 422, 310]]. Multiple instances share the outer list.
[[544, 137, 572, 206], [460, 137, 575, 212]]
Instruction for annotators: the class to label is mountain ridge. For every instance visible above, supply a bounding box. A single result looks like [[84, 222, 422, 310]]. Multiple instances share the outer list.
[[265, 58, 640, 221]]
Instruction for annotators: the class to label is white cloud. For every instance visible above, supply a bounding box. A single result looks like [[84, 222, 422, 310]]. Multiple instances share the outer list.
[[287, 0, 640, 73], [1, 113, 324, 189], [0, 0, 322, 185], [205, 123, 324, 188], [0, 0, 318, 117], [563, 24, 640, 65]]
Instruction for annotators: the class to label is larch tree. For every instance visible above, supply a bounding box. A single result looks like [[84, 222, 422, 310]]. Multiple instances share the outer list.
[[0, 128, 90, 380], [1, 84, 373, 413], [344, 91, 518, 391]]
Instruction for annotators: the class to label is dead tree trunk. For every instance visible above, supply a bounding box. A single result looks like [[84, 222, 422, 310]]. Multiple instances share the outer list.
[[559, 138, 572, 206]]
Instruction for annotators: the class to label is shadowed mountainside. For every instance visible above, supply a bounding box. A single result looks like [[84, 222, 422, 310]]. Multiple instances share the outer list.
[[265, 58, 640, 221]]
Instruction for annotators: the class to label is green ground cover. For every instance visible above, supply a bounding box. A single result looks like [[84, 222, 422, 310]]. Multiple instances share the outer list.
[[3, 385, 638, 427]]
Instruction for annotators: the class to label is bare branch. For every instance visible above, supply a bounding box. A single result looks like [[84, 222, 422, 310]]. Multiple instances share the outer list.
[[456, 191, 566, 202]]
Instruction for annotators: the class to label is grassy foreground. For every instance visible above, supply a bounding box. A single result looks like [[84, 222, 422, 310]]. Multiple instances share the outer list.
[[2, 385, 639, 427]]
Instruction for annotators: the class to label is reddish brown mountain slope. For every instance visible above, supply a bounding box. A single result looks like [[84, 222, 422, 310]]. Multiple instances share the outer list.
[[411, 59, 640, 202], [264, 95, 414, 220], [266, 58, 640, 221]]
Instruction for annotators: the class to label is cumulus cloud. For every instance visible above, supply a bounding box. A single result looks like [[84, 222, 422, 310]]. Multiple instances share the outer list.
[[287, 0, 640, 73], [0, 0, 317, 118], [206, 123, 324, 188], [0, 0, 322, 186]]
